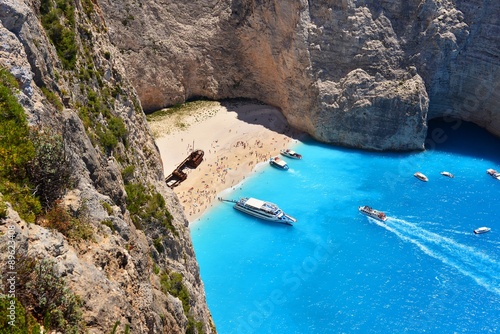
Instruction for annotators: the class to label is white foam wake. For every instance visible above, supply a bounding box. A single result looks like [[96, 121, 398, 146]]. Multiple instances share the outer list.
[[370, 217, 500, 296]]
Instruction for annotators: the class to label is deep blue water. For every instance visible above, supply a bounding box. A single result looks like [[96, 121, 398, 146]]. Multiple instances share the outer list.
[[191, 119, 500, 333]]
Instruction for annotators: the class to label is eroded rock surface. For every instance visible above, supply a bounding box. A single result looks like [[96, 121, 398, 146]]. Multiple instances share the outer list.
[[0, 1, 214, 332]]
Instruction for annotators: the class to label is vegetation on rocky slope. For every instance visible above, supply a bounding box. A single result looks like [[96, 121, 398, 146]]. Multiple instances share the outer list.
[[0, 67, 86, 332], [40, 0, 77, 70], [0, 68, 41, 222], [0, 68, 72, 218], [160, 271, 204, 334], [0, 253, 84, 333], [0, 298, 41, 334], [1, 0, 214, 330], [124, 182, 176, 235]]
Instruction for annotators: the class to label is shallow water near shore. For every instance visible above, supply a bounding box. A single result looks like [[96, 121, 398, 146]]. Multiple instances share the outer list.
[[191, 119, 500, 333]]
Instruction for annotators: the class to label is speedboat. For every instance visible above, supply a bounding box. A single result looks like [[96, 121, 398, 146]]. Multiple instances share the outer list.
[[486, 169, 500, 180], [440, 171, 454, 178], [234, 197, 296, 225], [280, 149, 302, 159], [474, 227, 491, 234], [269, 156, 289, 170], [414, 172, 428, 182], [358, 206, 387, 222]]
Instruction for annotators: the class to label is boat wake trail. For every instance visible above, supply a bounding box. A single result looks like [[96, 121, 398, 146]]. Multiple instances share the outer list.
[[371, 217, 500, 296]]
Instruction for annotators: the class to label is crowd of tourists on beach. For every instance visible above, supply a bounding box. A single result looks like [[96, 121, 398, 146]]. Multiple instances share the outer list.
[[176, 137, 289, 219]]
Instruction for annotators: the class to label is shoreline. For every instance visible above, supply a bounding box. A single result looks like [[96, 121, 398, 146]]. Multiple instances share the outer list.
[[149, 100, 305, 221]]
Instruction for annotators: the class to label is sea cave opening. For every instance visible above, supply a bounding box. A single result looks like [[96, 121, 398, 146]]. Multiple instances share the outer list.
[[425, 117, 500, 164]]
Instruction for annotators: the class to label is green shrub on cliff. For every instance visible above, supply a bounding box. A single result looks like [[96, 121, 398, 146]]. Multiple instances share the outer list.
[[0, 198, 7, 219], [160, 271, 190, 313], [40, 86, 63, 111], [108, 116, 127, 144], [41, 201, 94, 242], [124, 183, 176, 234], [121, 165, 135, 183], [40, 0, 77, 70], [0, 68, 72, 222], [78, 89, 128, 155], [9, 254, 84, 333], [0, 298, 41, 333], [0, 70, 35, 178], [80, 0, 94, 18], [160, 271, 204, 334], [28, 130, 72, 209], [96, 116, 127, 152], [0, 68, 41, 222]]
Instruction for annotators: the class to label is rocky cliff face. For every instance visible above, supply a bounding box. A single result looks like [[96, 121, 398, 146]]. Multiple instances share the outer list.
[[0, 0, 213, 333], [99, 0, 500, 150]]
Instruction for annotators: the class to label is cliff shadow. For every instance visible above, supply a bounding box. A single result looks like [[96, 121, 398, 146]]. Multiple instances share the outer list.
[[220, 98, 306, 141], [426, 118, 500, 165]]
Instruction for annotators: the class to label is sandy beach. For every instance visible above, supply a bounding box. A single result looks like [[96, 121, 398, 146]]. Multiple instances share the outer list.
[[149, 100, 304, 221]]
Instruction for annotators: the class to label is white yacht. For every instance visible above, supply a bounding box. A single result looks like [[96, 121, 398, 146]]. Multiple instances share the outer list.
[[414, 172, 429, 182], [486, 169, 500, 180], [280, 149, 302, 159], [269, 156, 289, 170], [358, 206, 388, 222], [440, 171, 454, 178], [233, 197, 296, 225], [474, 227, 491, 234]]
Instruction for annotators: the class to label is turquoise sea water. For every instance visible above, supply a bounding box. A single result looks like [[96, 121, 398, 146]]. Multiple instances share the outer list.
[[191, 119, 500, 333]]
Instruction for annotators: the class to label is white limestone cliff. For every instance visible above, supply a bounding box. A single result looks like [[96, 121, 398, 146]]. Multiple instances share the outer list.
[[99, 0, 500, 150]]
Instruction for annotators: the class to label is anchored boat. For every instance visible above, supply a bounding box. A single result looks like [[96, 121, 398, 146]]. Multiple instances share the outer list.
[[280, 149, 302, 159], [440, 171, 454, 178], [269, 156, 289, 170], [220, 197, 296, 225], [474, 227, 491, 234], [487, 169, 500, 180], [414, 172, 429, 182]]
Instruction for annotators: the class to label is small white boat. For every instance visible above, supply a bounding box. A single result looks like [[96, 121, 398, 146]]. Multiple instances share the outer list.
[[486, 169, 500, 180], [269, 156, 289, 170], [474, 227, 491, 234], [440, 171, 454, 178], [414, 172, 428, 182], [280, 149, 302, 159], [358, 206, 388, 222], [233, 197, 296, 225]]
